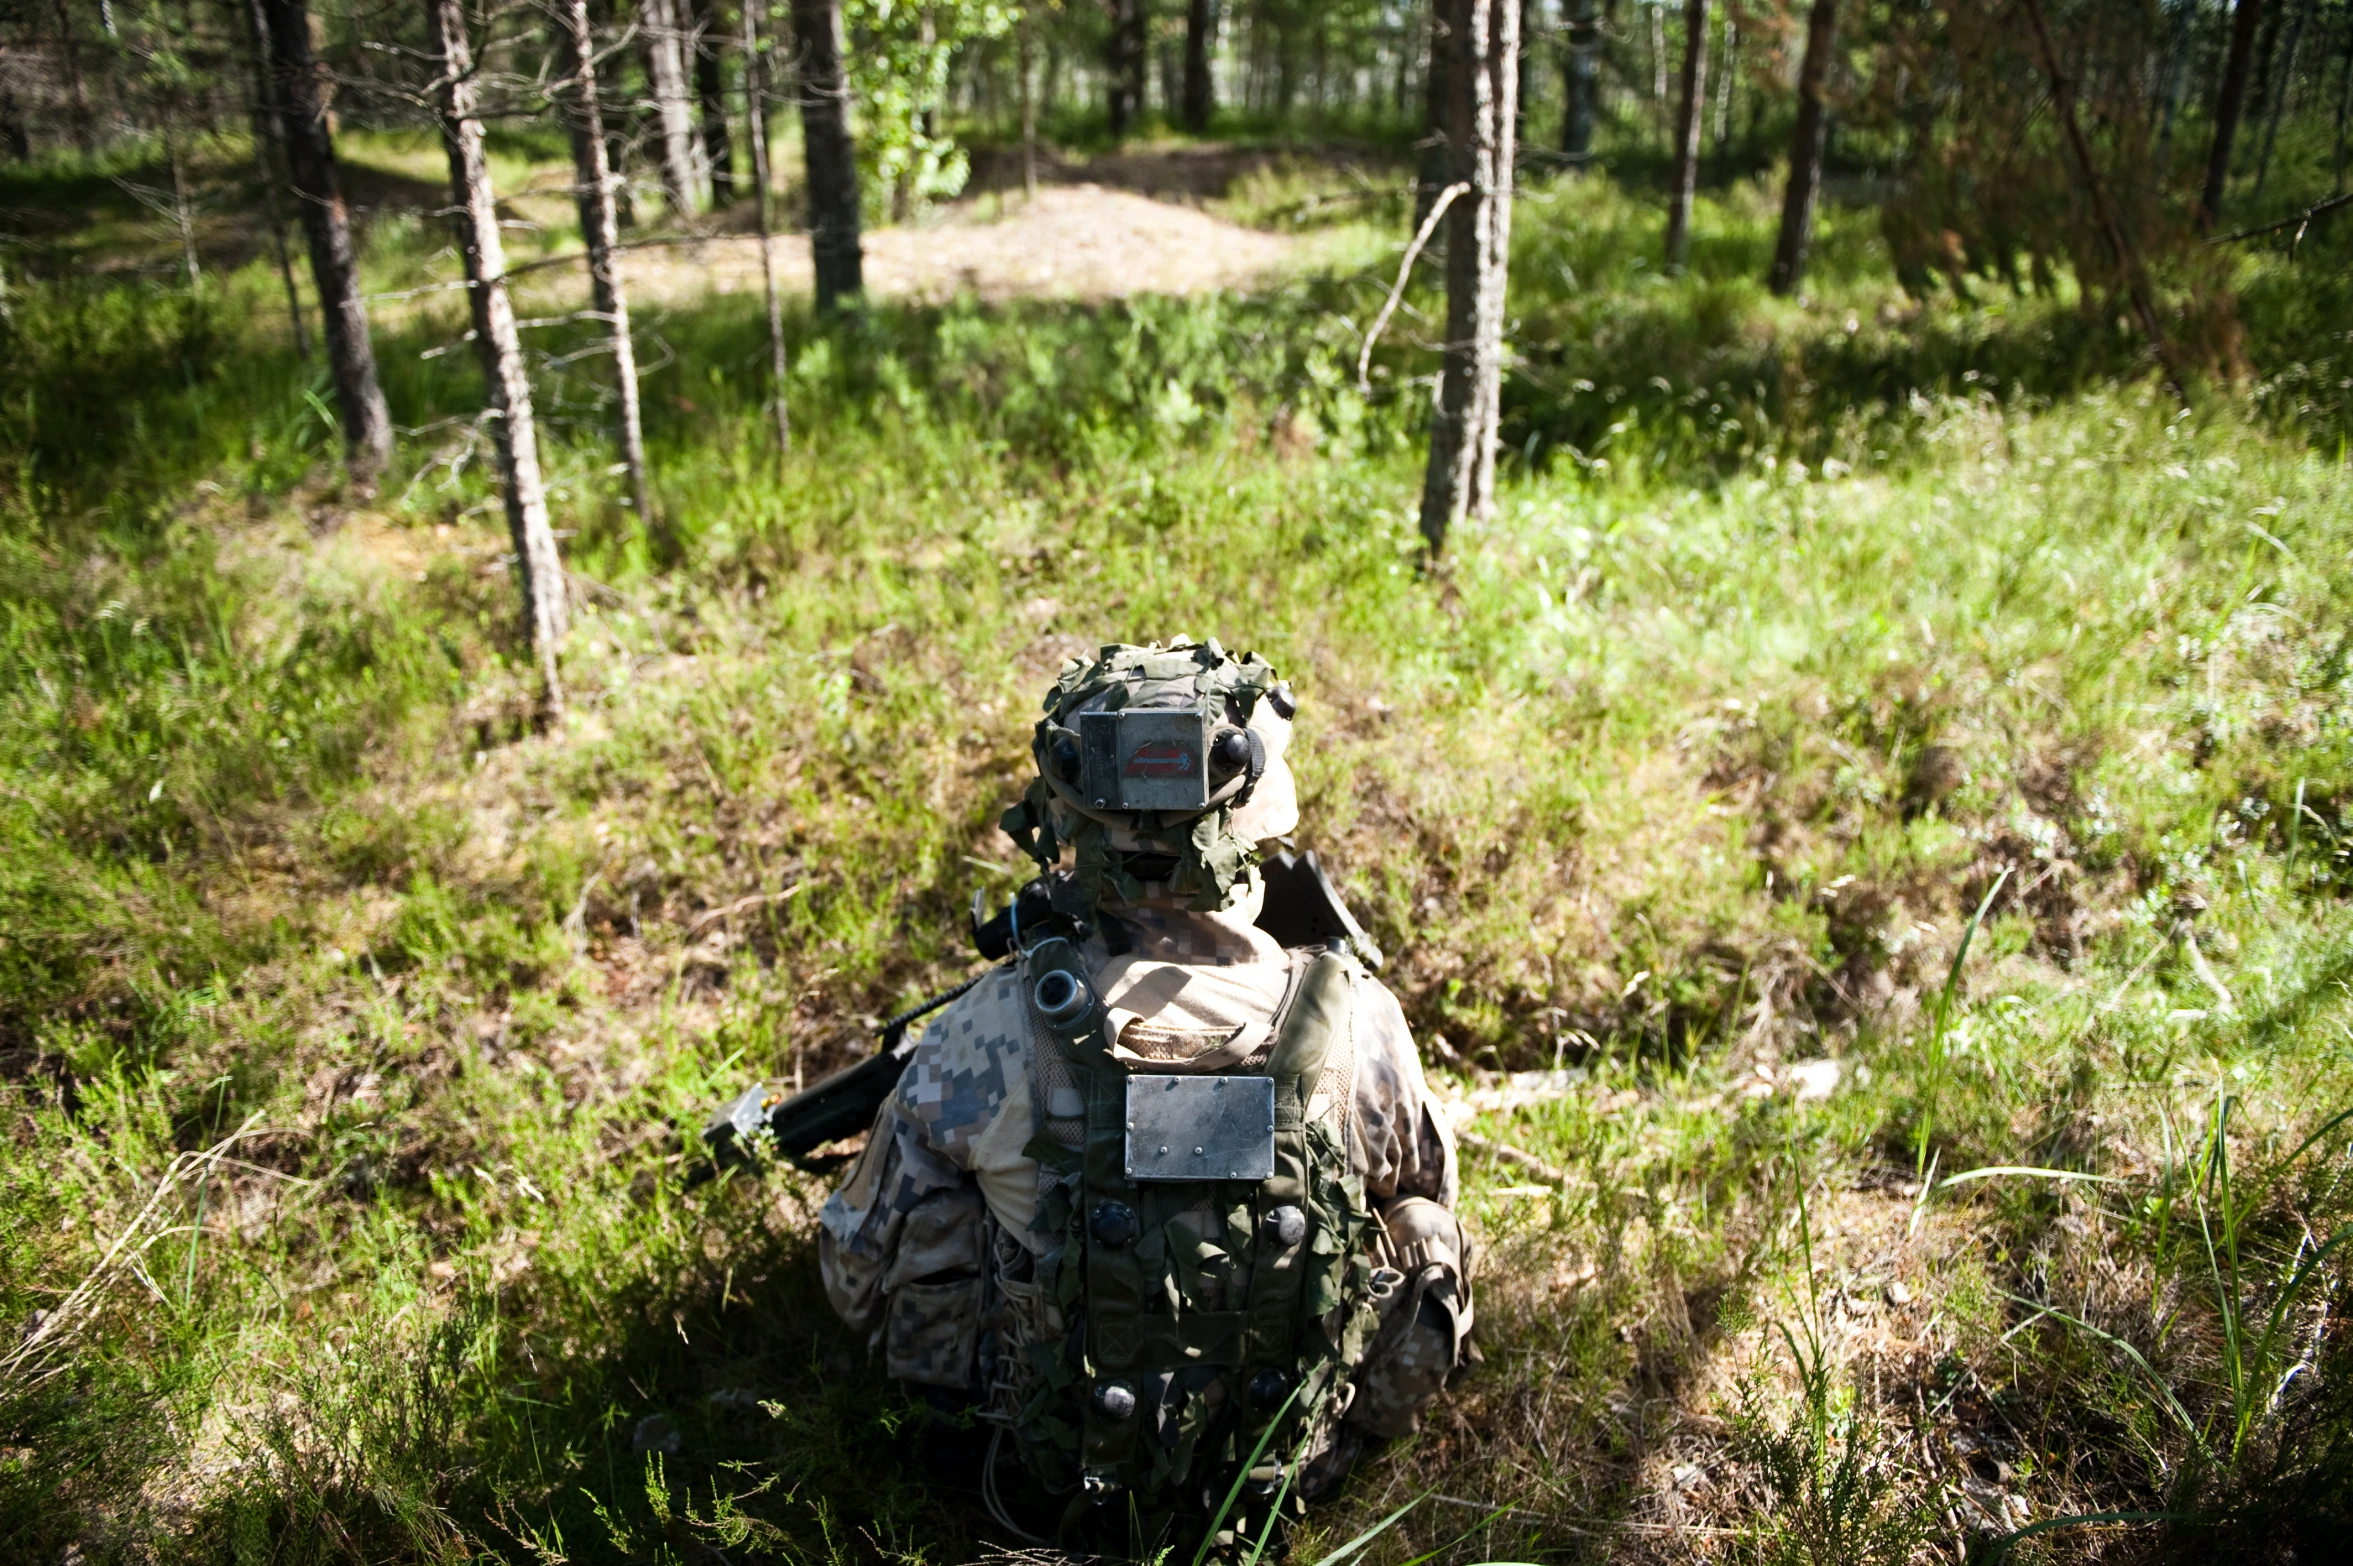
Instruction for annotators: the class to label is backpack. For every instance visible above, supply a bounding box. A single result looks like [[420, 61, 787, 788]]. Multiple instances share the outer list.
[[984, 933, 1384, 1557]]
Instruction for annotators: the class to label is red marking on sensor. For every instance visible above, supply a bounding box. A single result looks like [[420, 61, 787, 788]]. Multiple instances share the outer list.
[[1124, 742, 1199, 778]]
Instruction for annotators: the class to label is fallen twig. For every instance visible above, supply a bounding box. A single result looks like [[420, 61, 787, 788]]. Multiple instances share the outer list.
[[687, 884, 807, 937], [2207, 191, 2353, 252], [1458, 1129, 1569, 1187]]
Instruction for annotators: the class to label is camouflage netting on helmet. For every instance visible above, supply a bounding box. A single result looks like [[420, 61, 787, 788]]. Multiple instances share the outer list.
[[999, 639, 1292, 914]]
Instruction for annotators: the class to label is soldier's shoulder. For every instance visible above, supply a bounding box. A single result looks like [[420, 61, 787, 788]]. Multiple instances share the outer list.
[[892, 964, 1033, 1157]]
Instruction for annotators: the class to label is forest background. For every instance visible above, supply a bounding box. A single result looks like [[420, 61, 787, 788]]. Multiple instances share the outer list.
[[5, 0, 2353, 1562]]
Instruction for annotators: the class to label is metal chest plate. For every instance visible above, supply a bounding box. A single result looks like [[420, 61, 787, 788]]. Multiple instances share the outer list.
[[1123, 1074, 1277, 1182]]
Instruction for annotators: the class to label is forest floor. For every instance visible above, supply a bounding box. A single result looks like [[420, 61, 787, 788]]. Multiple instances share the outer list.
[[7, 136, 2353, 1566]]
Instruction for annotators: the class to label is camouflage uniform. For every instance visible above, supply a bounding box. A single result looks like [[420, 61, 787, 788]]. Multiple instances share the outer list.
[[818, 880, 1474, 1463]]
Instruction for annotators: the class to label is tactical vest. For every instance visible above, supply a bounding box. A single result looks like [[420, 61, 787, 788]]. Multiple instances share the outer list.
[[989, 934, 1383, 1556]]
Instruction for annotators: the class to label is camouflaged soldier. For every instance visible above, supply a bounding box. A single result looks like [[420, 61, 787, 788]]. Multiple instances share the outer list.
[[818, 638, 1473, 1552]]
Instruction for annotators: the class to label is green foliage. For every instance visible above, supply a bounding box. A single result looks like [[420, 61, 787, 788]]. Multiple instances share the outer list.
[[6, 143, 2353, 1565]]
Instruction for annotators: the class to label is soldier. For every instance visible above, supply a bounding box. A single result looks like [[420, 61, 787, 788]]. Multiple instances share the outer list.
[[817, 638, 1473, 1554]]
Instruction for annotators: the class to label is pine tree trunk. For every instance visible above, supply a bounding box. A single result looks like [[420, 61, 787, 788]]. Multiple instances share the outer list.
[[2201, 0, 2266, 230], [261, 0, 392, 473], [1019, 4, 1038, 195], [1562, 0, 1596, 163], [1419, 0, 1517, 556], [643, 0, 712, 214], [53, 0, 95, 152], [431, 0, 567, 707], [1108, 0, 1144, 138], [557, 0, 652, 529], [691, 0, 736, 201], [1768, 0, 1837, 296], [1416, 2, 1451, 225], [2255, 0, 2308, 191], [1663, 0, 1708, 269], [790, 0, 863, 309], [743, 0, 791, 454], [2336, 11, 2351, 191], [1182, 0, 1213, 131], [238, 0, 311, 356], [2154, 0, 2192, 174]]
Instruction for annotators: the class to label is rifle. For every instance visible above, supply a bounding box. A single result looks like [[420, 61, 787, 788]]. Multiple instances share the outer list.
[[699, 849, 1378, 1172]]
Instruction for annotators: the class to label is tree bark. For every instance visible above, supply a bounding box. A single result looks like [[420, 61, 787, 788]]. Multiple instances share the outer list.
[[1107, 0, 1145, 138], [1019, 3, 1038, 195], [53, 0, 95, 152], [556, 0, 652, 529], [642, 0, 711, 214], [789, 0, 862, 309], [431, 0, 567, 706], [1768, 0, 1836, 296], [1561, 0, 1596, 164], [1182, 0, 1213, 131], [1416, 1, 1451, 225], [261, 0, 392, 472], [2200, 0, 2265, 230], [1419, 0, 1517, 556], [1663, 0, 1707, 269], [2336, 5, 2351, 192], [743, 0, 790, 454], [238, 0, 312, 357], [690, 0, 736, 201]]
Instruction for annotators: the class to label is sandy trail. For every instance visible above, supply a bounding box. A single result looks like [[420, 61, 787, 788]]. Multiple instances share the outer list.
[[565, 185, 1302, 309]]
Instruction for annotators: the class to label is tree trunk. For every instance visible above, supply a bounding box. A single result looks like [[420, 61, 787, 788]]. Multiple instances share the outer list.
[[1182, 0, 1213, 131], [643, 0, 711, 214], [2336, 6, 2351, 191], [2154, 0, 2192, 174], [690, 0, 736, 201], [2019, 0, 2188, 404], [2201, 0, 2265, 230], [237, 0, 312, 356], [1562, 0, 1596, 164], [1713, 13, 1736, 176], [53, 0, 95, 152], [1419, 0, 1517, 556], [431, 0, 567, 707], [1416, 2, 1451, 224], [1019, 3, 1038, 194], [261, 0, 392, 473], [1663, 0, 1707, 269], [164, 126, 200, 289], [1107, 0, 1144, 138], [556, 0, 652, 530], [790, 0, 862, 309], [2255, 0, 2308, 192], [1019, 5, 1039, 194], [743, 0, 791, 454], [1768, 0, 1836, 296]]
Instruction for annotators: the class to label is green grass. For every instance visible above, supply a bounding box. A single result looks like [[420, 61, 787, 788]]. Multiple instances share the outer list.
[[4, 137, 2353, 1564]]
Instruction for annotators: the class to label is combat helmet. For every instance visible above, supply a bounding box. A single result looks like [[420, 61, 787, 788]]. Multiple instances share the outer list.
[[999, 638, 1300, 913]]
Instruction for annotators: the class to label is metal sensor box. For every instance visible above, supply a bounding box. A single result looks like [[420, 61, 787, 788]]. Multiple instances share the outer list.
[[1077, 708, 1214, 813], [1123, 1074, 1277, 1182]]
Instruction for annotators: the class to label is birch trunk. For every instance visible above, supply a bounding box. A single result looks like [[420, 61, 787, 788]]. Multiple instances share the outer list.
[[2201, 0, 2265, 230], [1768, 0, 1836, 296], [744, 0, 791, 454], [1663, 0, 1707, 270], [432, 0, 567, 707], [1419, 0, 1517, 555], [557, 0, 651, 529], [790, 0, 863, 309], [261, 0, 392, 473], [643, 0, 712, 214]]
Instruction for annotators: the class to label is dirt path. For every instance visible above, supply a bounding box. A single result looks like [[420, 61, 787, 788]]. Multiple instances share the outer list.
[[610, 184, 1304, 308]]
